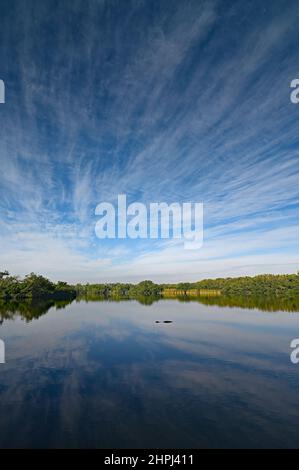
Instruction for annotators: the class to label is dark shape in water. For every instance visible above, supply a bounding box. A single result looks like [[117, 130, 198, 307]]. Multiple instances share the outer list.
[[155, 320, 173, 323]]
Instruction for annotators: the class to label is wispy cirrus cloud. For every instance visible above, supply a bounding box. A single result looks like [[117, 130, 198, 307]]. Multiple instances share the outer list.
[[0, 0, 299, 282]]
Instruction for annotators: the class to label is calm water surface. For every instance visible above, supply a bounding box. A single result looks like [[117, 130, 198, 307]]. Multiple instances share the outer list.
[[0, 297, 299, 448]]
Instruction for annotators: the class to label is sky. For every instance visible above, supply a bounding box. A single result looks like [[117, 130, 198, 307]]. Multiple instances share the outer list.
[[0, 0, 299, 283]]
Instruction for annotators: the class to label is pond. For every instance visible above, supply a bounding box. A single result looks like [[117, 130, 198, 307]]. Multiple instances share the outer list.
[[0, 296, 299, 448]]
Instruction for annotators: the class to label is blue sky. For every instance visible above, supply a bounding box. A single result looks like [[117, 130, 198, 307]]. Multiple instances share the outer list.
[[0, 0, 299, 283]]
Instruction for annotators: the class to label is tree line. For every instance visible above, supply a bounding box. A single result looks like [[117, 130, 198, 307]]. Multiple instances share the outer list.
[[1, 270, 299, 301], [0, 271, 76, 300]]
